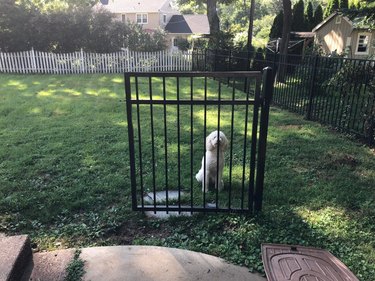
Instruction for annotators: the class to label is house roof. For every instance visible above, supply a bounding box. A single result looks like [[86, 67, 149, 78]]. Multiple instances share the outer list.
[[95, 0, 170, 13], [165, 15, 210, 34], [313, 10, 375, 32]]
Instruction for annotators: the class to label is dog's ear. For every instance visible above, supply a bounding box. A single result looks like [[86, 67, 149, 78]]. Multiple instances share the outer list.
[[206, 134, 215, 151], [220, 133, 229, 151]]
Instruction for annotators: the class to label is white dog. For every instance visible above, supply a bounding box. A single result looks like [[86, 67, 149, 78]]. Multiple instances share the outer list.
[[196, 131, 229, 192]]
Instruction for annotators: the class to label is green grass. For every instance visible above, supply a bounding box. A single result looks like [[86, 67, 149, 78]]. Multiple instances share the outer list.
[[0, 74, 374, 280]]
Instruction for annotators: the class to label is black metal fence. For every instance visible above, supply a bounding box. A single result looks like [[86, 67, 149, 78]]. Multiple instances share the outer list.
[[192, 50, 375, 145], [125, 69, 274, 213]]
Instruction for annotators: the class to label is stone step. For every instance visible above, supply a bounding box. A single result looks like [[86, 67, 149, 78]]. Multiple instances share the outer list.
[[0, 235, 32, 281]]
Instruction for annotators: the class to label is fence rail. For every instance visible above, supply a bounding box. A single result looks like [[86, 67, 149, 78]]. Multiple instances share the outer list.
[[0, 48, 193, 74]]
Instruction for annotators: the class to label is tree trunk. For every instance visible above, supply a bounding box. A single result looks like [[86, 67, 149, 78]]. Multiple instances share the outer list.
[[247, 0, 255, 52], [246, 0, 255, 70], [207, 0, 220, 46], [277, 0, 292, 82]]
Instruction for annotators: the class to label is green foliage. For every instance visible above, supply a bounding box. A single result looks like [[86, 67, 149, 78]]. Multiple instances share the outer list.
[[313, 4, 324, 27], [341, 0, 349, 8], [64, 249, 85, 281], [325, 0, 340, 17], [0, 2, 166, 52], [292, 0, 307, 31], [269, 10, 283, 39], [306, 2, 314, 30], [175, 38, 191, 51], [252, 48, 265, 70]]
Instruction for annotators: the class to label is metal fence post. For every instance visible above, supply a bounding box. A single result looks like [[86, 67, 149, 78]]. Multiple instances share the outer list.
[[125, 74, 138, 211], [254, 67, 274, 212], [306, 55, 319, 120]]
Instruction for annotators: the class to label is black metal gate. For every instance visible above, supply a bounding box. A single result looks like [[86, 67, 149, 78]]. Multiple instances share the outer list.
[[125, 68, 274, 213]]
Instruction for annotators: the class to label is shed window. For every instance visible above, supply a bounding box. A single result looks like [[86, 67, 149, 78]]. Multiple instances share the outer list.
[[335, 16, 342, 24], [356, 34, 370, 54]]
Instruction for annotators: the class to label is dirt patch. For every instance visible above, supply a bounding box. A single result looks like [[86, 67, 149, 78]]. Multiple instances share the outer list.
[[325, 152, 359, 169], [113, 220, 172, 245], [278, 124, 303, 130]]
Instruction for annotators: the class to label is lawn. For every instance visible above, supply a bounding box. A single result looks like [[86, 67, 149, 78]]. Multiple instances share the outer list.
[[0, 74, 374, 280]]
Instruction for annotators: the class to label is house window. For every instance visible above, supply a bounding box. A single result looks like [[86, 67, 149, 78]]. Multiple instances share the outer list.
[[335, 16, 342, 24], [163, 14, 167, 24], [173, 38, 178, 47], [136, 13, 148, 24], [356, 33, 370, 54], [121, 14, 126, 23]]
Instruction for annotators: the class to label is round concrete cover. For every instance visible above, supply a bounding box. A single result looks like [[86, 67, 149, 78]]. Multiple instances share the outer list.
[[80, 246, 266, 281]]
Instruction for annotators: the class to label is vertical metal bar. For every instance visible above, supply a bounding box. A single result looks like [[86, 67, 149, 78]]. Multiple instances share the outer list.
[[254, 67, 274, 212], [228, 79, 235, 211], [177, 76, 181, 212], [248, 76, 261, 212], [162, 77, 169, 213], [215, 81, 221, 210], [135, 77, 144, 210], [190, 77, 194, 212], [149, 76, 157, 213], [306, 55, 318, 120], [125, 74, 138, 211], [203, 76, 207, 210], [241, 78, 250, 210]]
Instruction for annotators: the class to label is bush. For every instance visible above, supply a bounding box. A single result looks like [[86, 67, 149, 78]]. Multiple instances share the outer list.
[[0, 2, 166, 52]]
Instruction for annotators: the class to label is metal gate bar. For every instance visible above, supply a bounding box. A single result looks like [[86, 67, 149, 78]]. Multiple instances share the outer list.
[[125, 69, 274, 213]]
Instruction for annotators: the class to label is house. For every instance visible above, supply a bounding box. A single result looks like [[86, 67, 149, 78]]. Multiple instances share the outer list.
[[313, 11, 375, 59], [165, 15, 210, 50], [94, 0, 210, 50]]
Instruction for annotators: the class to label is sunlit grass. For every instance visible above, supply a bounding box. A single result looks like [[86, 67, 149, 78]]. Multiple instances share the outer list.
[[0, 74, 374, 279]]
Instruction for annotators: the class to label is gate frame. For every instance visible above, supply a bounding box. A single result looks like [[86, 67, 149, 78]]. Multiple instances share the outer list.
[[125, 68, 274, 213]]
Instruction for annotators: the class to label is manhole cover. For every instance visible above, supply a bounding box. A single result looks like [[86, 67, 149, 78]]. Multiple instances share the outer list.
[[261, 244, 359, 281]]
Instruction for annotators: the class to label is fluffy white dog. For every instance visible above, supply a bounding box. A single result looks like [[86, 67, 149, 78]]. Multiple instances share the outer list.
[[196, 130, 229, 192]]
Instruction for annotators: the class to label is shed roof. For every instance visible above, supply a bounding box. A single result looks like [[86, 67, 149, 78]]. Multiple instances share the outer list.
[[313, 10, 375, 32], [165, 15, 210, 34]]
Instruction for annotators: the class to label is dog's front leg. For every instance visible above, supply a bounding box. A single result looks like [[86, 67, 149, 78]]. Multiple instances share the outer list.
[[215, 165, 224, 191], [202, 172, 209, 193]]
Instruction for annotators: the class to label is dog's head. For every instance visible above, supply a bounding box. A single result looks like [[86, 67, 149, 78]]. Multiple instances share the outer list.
[[206, 130, 228, 151]]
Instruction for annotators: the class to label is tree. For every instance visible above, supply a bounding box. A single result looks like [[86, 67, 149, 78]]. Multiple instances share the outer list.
[[340, 0, 349, 8], [306, 1, 314, 30], [269, 10, 283, 39], [292, 0, 306, 31], [325, 0, 340, 18], [252, 47, 265, 70], [247, 0, 256, 51], [313, 4, 324, 27], [277, 0, 292, 82]]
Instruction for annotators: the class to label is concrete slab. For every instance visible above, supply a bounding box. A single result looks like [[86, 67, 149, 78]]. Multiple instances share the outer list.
[[22, 249, 75, 281], [81, 246, 266, 281], [0, 235, 32, 281], [143, 190, 185, 204]]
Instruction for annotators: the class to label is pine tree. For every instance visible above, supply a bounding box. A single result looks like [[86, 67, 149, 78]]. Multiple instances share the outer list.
[[313, 4, 324, 27], [324, 0, 339, 18], [292, 0, 306, 31], [340, 0, 349, 8], [306, 1, 314, 30], [269, 10, 283, 39]]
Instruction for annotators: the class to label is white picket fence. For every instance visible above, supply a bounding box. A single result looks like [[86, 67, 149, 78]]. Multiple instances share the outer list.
[[0, 48, 193, 74]]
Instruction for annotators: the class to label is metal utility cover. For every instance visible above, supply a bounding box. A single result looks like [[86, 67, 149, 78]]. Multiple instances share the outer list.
[[261, 244, 359, 281]]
